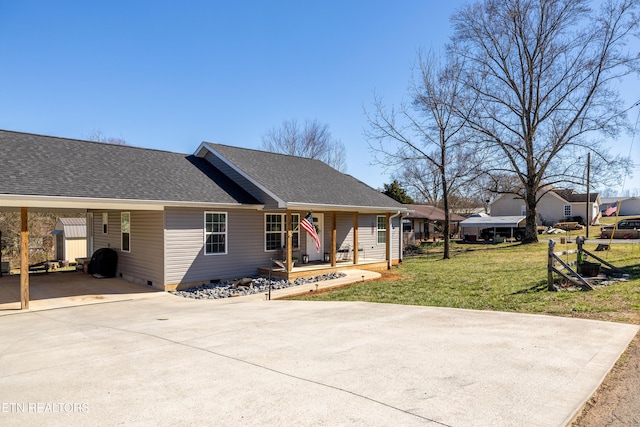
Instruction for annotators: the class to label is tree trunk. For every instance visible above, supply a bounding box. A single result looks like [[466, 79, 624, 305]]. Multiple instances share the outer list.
[[523, 189, 539, 244], [441, 154, 451, 259]]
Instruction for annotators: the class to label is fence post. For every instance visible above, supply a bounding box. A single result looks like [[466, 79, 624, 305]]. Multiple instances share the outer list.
[[547, 239, 556, 291]]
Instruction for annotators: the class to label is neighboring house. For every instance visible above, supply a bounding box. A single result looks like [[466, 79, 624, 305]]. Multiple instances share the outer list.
[[403, 204, 466, 245], [601, 197, 640, 217], [51, 217, 87, 262], [490, 189, 601, 226], [0, 130, 408, 290]]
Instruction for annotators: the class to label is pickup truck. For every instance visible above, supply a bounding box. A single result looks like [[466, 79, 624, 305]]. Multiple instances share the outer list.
[[600, 217, 640, 239]]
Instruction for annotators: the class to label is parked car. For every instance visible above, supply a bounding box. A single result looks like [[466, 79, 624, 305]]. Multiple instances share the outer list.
[[553, 221, 583, 231], [600, 217, 640, 239]]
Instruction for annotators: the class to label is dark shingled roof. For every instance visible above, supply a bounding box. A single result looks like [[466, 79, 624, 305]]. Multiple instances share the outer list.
[[552, 189, 599, 203], [205, 143, 406, 210], [0, 130, 258, 205]]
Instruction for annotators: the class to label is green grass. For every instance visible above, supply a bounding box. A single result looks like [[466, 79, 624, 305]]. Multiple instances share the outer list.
[[292, 240, 640, 322]]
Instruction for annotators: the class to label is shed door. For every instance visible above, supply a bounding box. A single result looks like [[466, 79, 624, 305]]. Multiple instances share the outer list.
[[56, 234, 64, 260]]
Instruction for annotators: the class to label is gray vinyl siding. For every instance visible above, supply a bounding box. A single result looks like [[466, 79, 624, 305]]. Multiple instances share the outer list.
[[165, 207, 273, 285], [204, 152, 279, 209], [334, 212, 354, 251], [359, 214, 385, 260], [88, 210, 164, 288]]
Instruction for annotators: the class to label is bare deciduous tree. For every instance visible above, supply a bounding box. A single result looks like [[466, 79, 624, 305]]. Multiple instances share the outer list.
[[367, 50, 477, 259], [397, 159, 443, 206], [85, 129, 128, 145], [452, 0, 639, 242], [261, 119, 346, 172]]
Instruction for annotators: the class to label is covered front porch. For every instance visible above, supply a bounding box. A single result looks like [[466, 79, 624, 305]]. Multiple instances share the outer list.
[[261, 210, 401, 280]]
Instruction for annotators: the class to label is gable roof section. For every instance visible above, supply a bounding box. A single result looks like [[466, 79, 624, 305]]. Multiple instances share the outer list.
[[0, 130, 260, 209], [404, 204, 466, 222], [200, 143, 407, 212]]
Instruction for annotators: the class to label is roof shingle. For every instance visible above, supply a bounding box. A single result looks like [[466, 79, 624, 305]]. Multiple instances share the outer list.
[[0, 130, 258, 205], [205, 143, 405, 210]]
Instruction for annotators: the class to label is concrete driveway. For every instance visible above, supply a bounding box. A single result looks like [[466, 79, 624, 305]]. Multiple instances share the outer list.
[[0, 281, 637, 426]]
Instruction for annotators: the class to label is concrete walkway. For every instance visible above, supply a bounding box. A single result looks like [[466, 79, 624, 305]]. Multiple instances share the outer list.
[[0, 271, 637, 426]]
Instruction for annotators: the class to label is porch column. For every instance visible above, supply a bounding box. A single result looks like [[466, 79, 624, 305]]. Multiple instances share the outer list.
[[331, 212, 336, 266], [386, 212, 391, 269], [353, 212, 359, 265], [286, 211, 293, 272], [20, 207, 29, 310]]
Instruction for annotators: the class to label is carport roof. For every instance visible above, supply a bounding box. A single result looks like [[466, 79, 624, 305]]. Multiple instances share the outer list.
[[0, 130, 260, 209], [460, 215, 526, 228]]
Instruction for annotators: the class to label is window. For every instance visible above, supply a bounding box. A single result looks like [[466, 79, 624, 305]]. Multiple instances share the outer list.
[[102, 212, 108, 234], [377, 215, 386, 244], [520, 205, 526, 216], [563, 205, 572, 217], [204, 212, 227, 255], [121, 212, 130, 252], [265, 213, 299, 251]]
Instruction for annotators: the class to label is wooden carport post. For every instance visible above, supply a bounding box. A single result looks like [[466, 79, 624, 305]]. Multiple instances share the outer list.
[[20, 207, 29, 309]]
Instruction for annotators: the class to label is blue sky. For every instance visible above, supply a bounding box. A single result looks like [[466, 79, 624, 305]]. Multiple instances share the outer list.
[[0, 1, 638, 195]]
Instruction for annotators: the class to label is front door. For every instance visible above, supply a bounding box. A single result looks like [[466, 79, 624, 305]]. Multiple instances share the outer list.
[[306, 213, 324, 261]]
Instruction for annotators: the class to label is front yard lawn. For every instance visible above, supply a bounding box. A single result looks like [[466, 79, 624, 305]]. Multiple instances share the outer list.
[[293, 241, 640, 322]]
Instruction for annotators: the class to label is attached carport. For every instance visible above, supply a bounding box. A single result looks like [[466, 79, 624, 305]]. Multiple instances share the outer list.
[[0, 200, 165, 310], [460, 215, 526, 242]]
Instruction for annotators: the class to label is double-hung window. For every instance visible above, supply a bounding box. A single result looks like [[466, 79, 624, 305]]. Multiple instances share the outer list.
[[204, 212, 227, 255], [377, 215, 386, 244], [563, 205, 572, 217], [265, 213, 300, 251]]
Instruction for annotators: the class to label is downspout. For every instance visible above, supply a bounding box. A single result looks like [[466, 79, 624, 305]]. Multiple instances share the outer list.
[[389, 211, 401, 269]]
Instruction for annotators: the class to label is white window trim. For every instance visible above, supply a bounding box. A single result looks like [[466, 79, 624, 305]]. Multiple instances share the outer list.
[[204, 211, 227, 255], [377, 215, 386, 245], [102, 212, 108, 234], [264, 213, 300, 252], [121, 212, 130, 253], [563, 205, 572, 217]]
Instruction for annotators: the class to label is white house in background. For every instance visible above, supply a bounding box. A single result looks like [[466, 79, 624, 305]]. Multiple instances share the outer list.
[[490, 189, 601, 226], [600, 197, 640, 217], [51, 218, 87, 262]]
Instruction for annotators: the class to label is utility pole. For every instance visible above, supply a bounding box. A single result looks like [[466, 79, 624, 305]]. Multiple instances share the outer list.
[[586, 152, 591, 238]]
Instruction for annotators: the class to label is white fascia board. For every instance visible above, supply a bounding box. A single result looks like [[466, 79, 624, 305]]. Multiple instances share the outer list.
[[287, 202, 410, 214], [197, 143, 287, 208], [0, 194, 264, 211]]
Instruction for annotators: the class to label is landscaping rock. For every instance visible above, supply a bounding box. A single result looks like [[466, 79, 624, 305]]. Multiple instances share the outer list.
[[172, 272, 347, 300]]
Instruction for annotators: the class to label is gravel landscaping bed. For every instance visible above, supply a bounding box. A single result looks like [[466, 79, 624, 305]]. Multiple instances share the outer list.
[[171, 272, 347, 299]]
